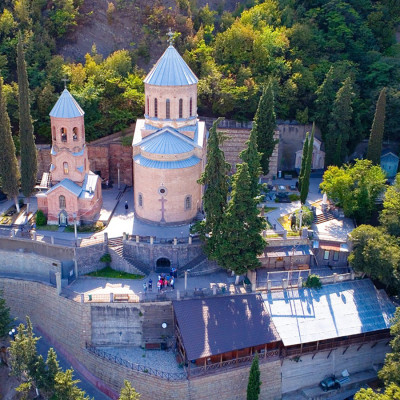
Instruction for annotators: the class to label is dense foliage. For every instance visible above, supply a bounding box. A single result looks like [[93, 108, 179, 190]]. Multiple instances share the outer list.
[[0, 289, 13, 337], [320, 159, 386, 224], [0, 0, 398, 149], [119, 380, 141, 400], [300, 123, 314, 204], [247, 353, 261, 400]]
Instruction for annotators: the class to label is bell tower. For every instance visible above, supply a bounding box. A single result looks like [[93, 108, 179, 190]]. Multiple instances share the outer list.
[[49, 89, 89, 184]]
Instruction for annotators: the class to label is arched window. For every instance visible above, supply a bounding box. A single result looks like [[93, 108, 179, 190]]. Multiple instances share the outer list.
[[189, 98, 193, 116], [63, 162, 69, 175], [59, 195, 66, 209], [154, 98, 158, 118], [52, 127, 56, 141], [179, 98, 183, 119], [73, 127, 78, 141], [185, 195, 192, 210], [61, 127, 67, 142], [166, 99, 170, 119], [138, 193, 143, 207], [146, 96, 149, 115]]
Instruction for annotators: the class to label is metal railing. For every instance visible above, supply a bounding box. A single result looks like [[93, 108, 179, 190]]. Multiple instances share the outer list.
[[86, 345, 187, 381]]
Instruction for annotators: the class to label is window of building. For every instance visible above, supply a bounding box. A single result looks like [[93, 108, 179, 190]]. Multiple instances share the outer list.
[[146, 96, 149, 115], [179, 98, 183, 119], [185, 195, 192, 210], [333, 251, 339, 261], [73, 127, 78, 141], [138, 193, 143, 207], [166, 99, 170, 119], [61, 127, 67, 142], [189, 98, 192, 116], [59, 195, 66, 209], [63, 162, 69, 175], [154, 98, 158, 118], [52, 127, 56, 141], [323, 250, 330, 260]]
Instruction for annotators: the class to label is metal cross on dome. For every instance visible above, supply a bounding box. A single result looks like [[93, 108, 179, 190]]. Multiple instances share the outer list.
[[61, 77, 69, 89], [167, 28, 175, 45]]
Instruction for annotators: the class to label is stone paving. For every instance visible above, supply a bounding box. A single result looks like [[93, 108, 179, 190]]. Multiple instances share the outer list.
[[99, 346, 183, 374]]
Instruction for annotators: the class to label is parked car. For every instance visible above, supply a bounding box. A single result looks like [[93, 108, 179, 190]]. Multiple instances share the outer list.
[[320, 376, 341, 392]]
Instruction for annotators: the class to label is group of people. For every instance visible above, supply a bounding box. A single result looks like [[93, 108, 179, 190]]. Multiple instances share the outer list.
[[142, 267, 177, 293]]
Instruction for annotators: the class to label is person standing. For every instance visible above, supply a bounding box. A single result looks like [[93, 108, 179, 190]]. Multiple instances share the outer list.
[[125, 201, 128, 214], [143, 281, 147, 293], [170, 277, 175, 289]]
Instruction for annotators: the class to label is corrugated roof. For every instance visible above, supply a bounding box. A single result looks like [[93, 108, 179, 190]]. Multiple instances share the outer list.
[[134, 154, 200, 169], [144, 45, 198, 86], [49, 89, 84, 118], [141, 131, 194, 154], [46, 178, 82, 197], [265, 245, 313, 258], [173, 294, 280, 360], [263, 279, 396, 346]]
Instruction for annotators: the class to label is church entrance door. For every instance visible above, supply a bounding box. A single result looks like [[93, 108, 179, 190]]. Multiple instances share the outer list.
[[156, 257, 171, 273], [59, 211, 68, 226]]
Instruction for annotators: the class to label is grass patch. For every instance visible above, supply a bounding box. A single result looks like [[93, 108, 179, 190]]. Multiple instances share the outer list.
[[264, 206, 278, 213], [121, 135, 133, 146], [64, 221, 105, 233], [36, 224, 59, 231], [86, 266, 144, 280], [278, 215, 292, 231]]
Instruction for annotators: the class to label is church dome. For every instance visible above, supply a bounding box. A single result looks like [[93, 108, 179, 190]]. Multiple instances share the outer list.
[[49, 89, 84, 118], [144, 45, 198, 86]]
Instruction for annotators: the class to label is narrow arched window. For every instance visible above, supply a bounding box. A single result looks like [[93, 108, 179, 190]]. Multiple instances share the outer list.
[[59, 195, 66, 209], [154, 98, 158, 118], [185, 195, 192, 210], [189, 98, 193, 116], [61, 127, 67, 142], [166, 99, 170, 119], [146, 96, 149, 115], [73, 127, 78, 141], [138, 193, 143, 207], [53, 127, 56, 141], [63, 162, 69, 175], [179, 98, 183, 119]]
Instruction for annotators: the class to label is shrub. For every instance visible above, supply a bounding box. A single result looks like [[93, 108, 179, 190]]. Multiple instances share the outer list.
[[35, 210, 47, 226], [100, 253, 112, 266], [289, 194, 300, 202], [303, 274, 321, 289], [18, 198, 24, 208], [295, 206, 313, 227]]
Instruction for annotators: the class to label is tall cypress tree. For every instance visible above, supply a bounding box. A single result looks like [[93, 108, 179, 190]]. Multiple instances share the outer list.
[[17, 33, 37, 210], [240, 121, 262, 199], [315, 66, 335, 141], [254, 81, 278, 175], [300, 123, 314, 205], [213, 163, 266, 275], [247, 353, 261, 400], [0, 77, 20, 212], [298, 131, 310, 192], [196, 117, 230, 256], [326, 77, 354, 166], [367, 87, 387, 165]]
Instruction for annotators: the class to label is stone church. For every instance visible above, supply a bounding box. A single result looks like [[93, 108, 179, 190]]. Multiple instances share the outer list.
[[36, 89, 103, 225], [132, 44, 207, 225]]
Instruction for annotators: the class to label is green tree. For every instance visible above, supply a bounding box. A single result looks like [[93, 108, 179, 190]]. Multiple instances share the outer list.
[[298, 131, 309, 193], [355, 384, 400, 400], [53, 369, 91, 400], [17, 33, 37, 212], [253, 81, 278, 175], [119, 380, 140, 400], [240, 121, 263, 199], [247, 353, 261, 400], [320, 159, 386, 224], [213, 163, 266, 275], [380, 174, 400, 237], [0, 289, 13, 337], [0, 76, 20, 211], [195, 118, 230, 256], [348, 225, 400, 289], [366, 87, 387, 165], [300, 123, 314, 204], [44, 348, 61, 394], [326, 77, 354, 166]]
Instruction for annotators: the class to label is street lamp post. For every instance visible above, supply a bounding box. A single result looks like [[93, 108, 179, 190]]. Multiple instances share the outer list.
[[73, 212, 78, 244]]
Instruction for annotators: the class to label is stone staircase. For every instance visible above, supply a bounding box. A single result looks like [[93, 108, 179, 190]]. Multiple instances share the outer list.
[[107, 237, 151, 276], [178, 254, 221, 277], [313, 211, 336, 225]]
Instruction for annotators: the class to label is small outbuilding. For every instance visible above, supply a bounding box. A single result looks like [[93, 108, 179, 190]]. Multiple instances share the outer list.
[[380, 149, 399, 178]]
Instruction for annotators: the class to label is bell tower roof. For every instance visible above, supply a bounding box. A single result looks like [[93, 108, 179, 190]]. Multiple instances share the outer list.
[[144, 45, 198, 86], [49, 89, 84, 118]]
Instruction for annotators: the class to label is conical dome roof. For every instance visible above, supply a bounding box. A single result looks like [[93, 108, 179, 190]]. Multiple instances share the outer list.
[[49, 89, 84, 118], [144, 45, 198, 86]]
